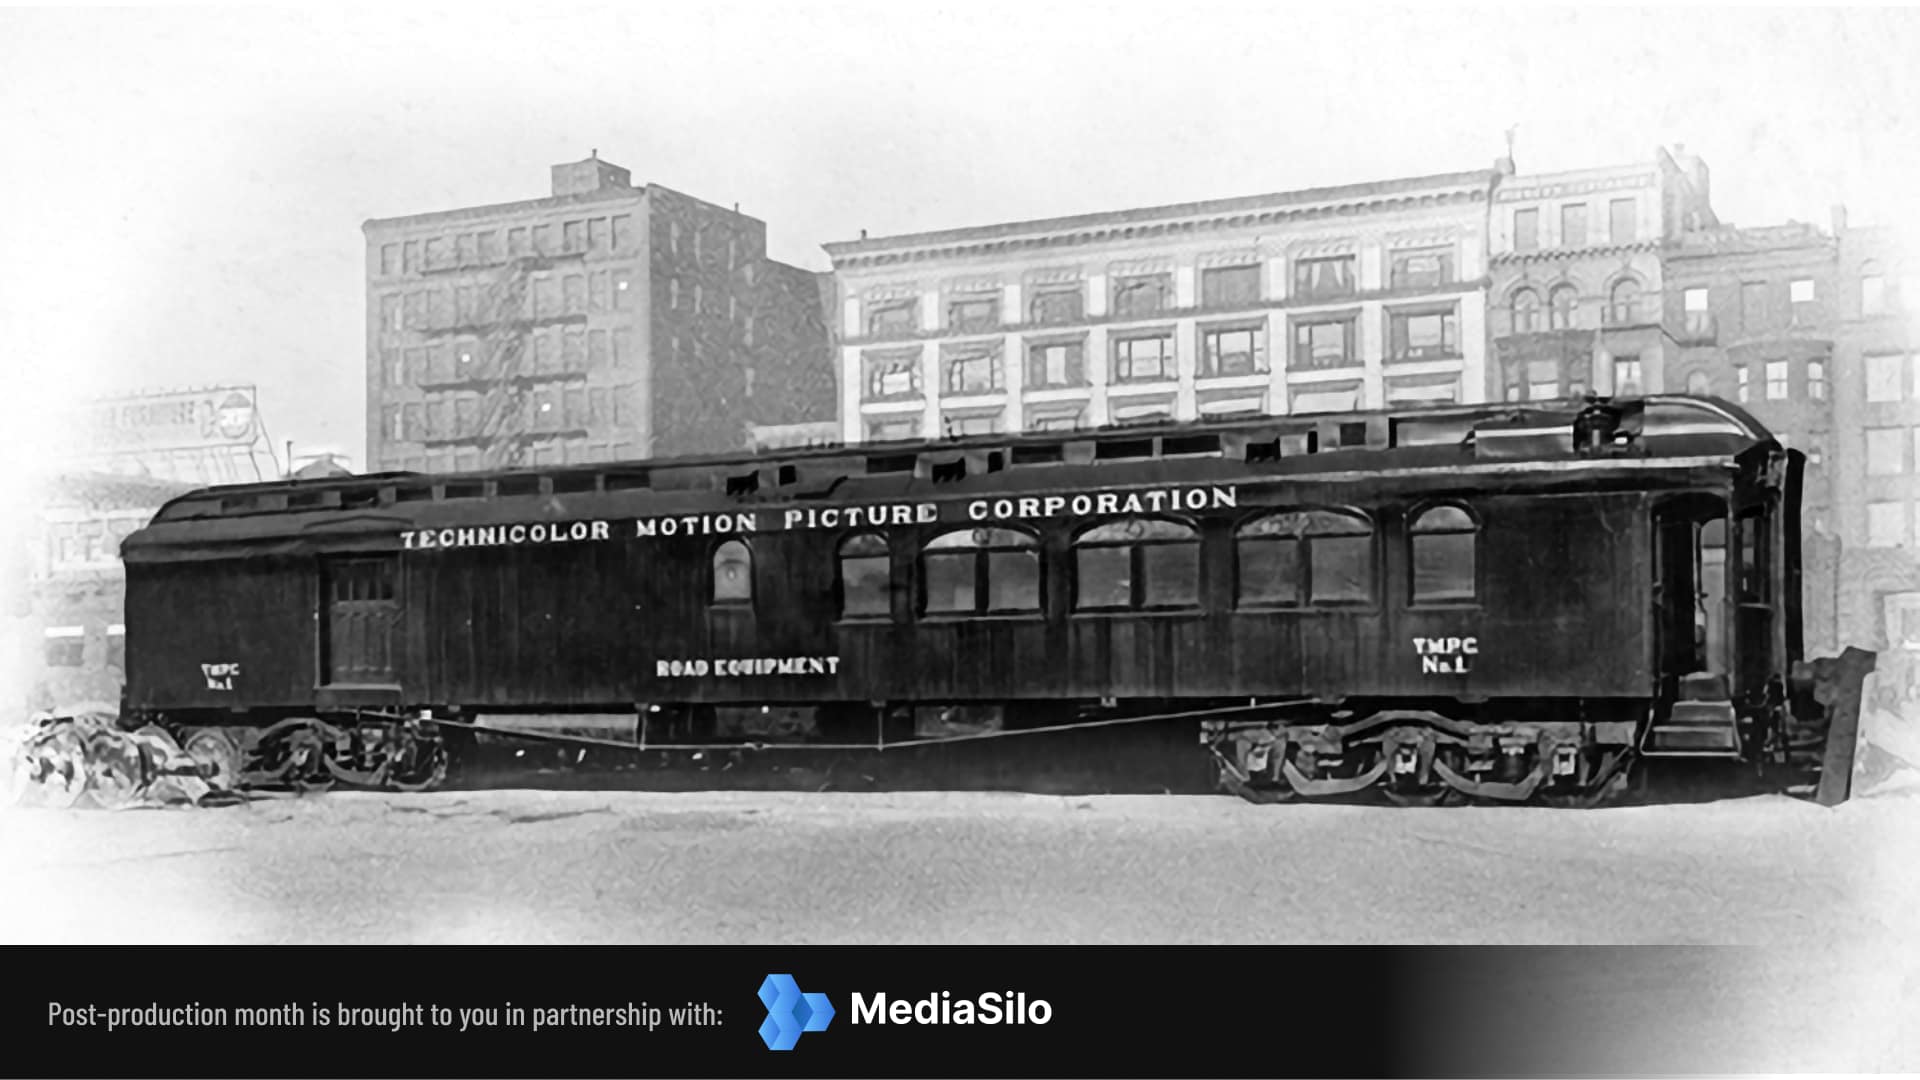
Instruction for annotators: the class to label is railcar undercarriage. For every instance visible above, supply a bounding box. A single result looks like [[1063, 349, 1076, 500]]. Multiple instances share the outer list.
[[2, 659, 1862, 810]]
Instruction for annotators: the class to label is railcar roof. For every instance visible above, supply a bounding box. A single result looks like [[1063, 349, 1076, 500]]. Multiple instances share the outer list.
[[125, 394, 1774, 550]]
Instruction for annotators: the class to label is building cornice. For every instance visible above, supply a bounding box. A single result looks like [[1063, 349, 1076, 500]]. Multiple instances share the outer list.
[[1490, 241, 1665, 265], [363, 186, 648, 234], [825, 171, 1498, 270]]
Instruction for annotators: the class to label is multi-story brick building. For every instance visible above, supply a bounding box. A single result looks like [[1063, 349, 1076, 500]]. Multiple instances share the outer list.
[[1487, 147, 1716, 404], [1664, 218, 1842, 651], [362, 153, 834, 471], [821, 166, 1502, 444], [1831, 214, 1920, 666]]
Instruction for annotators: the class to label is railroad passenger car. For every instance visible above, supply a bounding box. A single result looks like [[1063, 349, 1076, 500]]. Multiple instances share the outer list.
[[111, 394, 1812, 805]]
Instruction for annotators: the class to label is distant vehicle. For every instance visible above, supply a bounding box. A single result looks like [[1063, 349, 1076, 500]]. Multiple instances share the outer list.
[[12, 393, 1839, 808]]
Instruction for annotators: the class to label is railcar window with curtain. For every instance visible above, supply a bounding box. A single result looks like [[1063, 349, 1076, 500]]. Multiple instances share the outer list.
[[838, 534, 891, 618], [921, 528, 1040, 616], [1073, 518, 1201, 611], [712, 540, 753, 605], [1410, 504, 1478, 603], [1234, 510, 1374, 606]]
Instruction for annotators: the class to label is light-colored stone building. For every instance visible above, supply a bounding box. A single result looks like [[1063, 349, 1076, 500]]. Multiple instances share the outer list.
[[1487, 147, 1716, 403], [821, 166, 1503, 445]]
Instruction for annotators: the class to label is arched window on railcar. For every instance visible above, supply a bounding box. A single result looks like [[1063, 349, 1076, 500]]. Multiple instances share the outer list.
[[1409, 503, 1479, 604], [1072, 518, 1201, 611], [712, 539, 753, 605], [1234, 509, 1374, 607], [837, 533, 892, 619], [921, 527, 1041, 616]]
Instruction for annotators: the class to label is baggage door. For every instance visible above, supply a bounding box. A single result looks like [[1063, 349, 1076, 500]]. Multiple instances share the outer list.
[[320, 556, 401, 686]]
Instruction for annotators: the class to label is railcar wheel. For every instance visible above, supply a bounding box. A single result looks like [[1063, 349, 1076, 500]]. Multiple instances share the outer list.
[[383, 729, 448, 793], [32, 728, 90, 810], [183, 729, 244, 793], [83, 732, 143, 811]]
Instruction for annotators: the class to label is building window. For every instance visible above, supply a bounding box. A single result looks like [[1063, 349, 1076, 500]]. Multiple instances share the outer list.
[[867, 299, 918, 336], [1112, 333, 1174, 382], [1525, 360, 1562, 401], [712, 540, 752, 605], [1609, 198, 1637, 244], [1548, 284, 1578, 329], [1200, 264, 1261, 307], [403, 240, 420, 272], [1390, 248, 1454, 290], [1291, 382, 1361, 414], [922, 527, 1041, 616], [1866, 353, 1906, 403], [1685, 370, 1712, 396], [1560, 204, 1588, 248], [1292, 317, 1355, 370], [947, 294, 1000, 333], [1027, 404, 1086, 432], [1765, 359, 1789, 400], [1385, 375, 1460, 406], [1607, 279, 1642, 325], [1739, 281, 1769, 334], [866, 415, 921, 442], [863, 349, 922, 401], [1111, 274, 1173, 317], [1866, 428, 1906, 475], [1684, 286, 1712, 337], [942, 344, 1003, 396], [838, 534, 891, 619], [1388, 307, 1457, 360], [43, 627, 84, 668], [1735, 364, 1750, 402], [1862, 266, 1886, 315], [1790, 278, 1816, 322], [1293, 256, 1356, 300], [1410, 504, 1478, 604], [1613, 356, 1643, 396], [1200, 323, 1267, 376], [943, 411, 1004, 438], [1234, 510, 1373, 607], [1808, 359, 1827, 399], [380, 244, 399, 276], [1866, 502, 1907, 547], [1513, 209, 1539, 253], [1511, 288, 1540, 332], [1027, 285, 1082, 325], [1073, 519, 1201, 611], [1026, 339, 1085, 388], [106, 624, 125, 671]]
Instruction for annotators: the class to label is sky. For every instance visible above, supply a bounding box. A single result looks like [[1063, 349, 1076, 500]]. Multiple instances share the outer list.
[[1, 2, 1916, 493]]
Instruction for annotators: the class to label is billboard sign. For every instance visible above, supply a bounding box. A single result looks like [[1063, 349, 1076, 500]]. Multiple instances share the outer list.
[[72, 385, 274, 486]]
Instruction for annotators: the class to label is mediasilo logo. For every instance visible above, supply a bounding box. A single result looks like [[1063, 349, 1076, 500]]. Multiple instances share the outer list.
[[757, 974, 835, 1051]]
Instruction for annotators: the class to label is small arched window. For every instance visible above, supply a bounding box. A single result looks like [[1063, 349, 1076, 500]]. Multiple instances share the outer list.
[[922, 527, 1040, 615], [712, 539, 752, 605], [1410, 504, 1478, 603], [1235, 510, 1373, 606], [1686, 370, 1712, 396], [838, 534, 891, 619], [1608, 279, 1641, 325], [1073, 518, 1201, 611], [1511, 288, 1540, 332], [1549, 285, 1579, 330]]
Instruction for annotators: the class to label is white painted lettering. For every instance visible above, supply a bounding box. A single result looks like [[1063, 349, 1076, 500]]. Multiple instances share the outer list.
[[968, 501, 988, 521]]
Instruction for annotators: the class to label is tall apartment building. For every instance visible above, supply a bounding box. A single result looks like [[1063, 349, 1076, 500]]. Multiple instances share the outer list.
[[1831, 215, 1920, 659], [1487, 147, 1716, 403], [821, 167, 1501, 445], [1664, 219, 1841, 651], [362, 154, 834, 471]]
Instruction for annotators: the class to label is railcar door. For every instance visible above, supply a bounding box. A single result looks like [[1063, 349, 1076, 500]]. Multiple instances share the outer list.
[[1731, 504, 1776, 700], [320, 555, 401, 686], [1650, 494, 1728, 691]]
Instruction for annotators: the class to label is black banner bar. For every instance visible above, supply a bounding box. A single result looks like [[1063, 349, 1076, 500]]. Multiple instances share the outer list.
[[9, 945, 1893, 1077]]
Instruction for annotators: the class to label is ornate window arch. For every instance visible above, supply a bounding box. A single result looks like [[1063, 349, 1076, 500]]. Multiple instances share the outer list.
[[1607, 277, 1642, 325], [1234, 509, 1374, 607], [1072, 517, 1202, 611], [1548, 284, 1579, 330], [1685, 369, 1712, 396], [1511, 287, 1541, 332], [712, 539, 753, 605], [1409, 503, 1479, 604], [921, 526, 1041, 616], [837, 533, 891, 619]]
